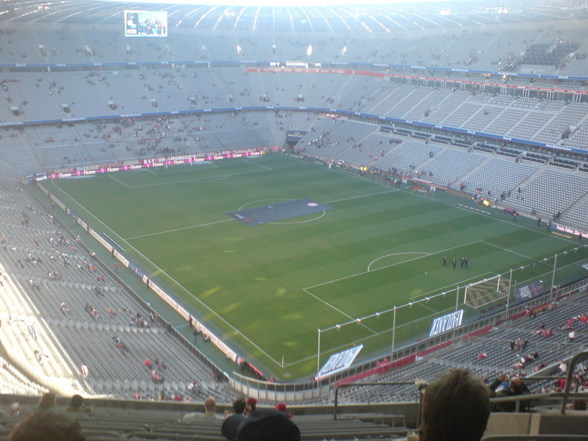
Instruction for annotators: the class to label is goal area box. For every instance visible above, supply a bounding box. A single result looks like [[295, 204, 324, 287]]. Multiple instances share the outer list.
[[464, 274, 510, 309]]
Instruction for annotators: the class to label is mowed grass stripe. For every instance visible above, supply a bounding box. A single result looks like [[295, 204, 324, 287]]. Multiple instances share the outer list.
[[45, 155, 588, 377], [307, 241, 499, 314], [131, 194, 471, 290]]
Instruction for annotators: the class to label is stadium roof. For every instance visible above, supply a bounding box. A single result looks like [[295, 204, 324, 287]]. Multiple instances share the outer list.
[[0, 0, 585, 32]]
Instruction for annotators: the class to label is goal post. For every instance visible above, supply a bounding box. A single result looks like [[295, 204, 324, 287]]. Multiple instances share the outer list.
[[464, 274, 510, 309]]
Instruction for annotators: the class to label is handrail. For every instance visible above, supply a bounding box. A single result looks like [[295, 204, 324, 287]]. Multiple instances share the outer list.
[[334, 381, 417, 420], [227, 277, 588, 399], [483, 389, 588, 415], [333, 373, 588, 425], [560, 350, 588, 414], [483, 435, 588, 441]]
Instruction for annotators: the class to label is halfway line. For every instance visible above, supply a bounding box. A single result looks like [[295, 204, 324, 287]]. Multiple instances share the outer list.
[[125, 218, 234, 240], [324, 189, 397, 205]]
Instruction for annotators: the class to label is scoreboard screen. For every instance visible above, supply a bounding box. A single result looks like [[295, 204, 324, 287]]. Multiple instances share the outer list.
[[124, 10, 167, 37]]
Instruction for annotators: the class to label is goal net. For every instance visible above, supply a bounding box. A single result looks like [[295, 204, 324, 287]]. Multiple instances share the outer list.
[[464, 274, 510, 309]]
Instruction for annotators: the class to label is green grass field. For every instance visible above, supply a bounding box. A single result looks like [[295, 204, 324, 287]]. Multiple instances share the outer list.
[[41, 155, 588, 380]]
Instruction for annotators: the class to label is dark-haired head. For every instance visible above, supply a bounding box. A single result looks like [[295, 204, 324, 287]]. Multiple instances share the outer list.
[[420, 369, 490, 441], [9, 411, 85, 441]]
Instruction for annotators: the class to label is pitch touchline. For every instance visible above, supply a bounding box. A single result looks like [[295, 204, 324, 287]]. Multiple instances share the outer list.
[[300, 240, 486, 330], [51, 182, 282, 366], [285, 323, 398, 368], [125, 219, 234, 241], [324, 189, 397, 204], [128, 168, 267, 189], [451, 201, 580, 245]]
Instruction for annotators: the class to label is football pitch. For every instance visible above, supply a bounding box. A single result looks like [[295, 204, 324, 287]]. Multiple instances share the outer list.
[[40, 155, 588, 380]]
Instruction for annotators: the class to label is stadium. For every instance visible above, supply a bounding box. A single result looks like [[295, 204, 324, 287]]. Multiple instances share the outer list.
[[1, 0, 588, 439]]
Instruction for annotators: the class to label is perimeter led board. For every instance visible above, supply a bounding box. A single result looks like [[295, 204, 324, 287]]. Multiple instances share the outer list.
[[124, 10, 168, 37]]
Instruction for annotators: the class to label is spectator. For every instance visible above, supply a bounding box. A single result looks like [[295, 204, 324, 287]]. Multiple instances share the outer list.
[[8, 402, 21, 418], [66, 395, 91, 413], [181, 397, 223, 423], [221, 398, 246, 441], [8, 411, 85, 441], [150, 369, 163, 383], [275, 403, 292, 418], [534, 362, 547, 372], [488, 374, 531, 412], [419, 369, 490, 441], [203, 397, 221, 418], [236, 409, 300, 441], [244, 397, 257, 416], [37, 393, 56, 411]]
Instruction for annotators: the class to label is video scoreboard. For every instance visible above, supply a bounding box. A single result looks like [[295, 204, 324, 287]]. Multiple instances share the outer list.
[[124, 10, 167, 37]]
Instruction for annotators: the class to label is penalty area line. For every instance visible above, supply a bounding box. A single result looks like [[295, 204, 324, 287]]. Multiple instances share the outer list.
[[480, 240, 542, 264], [367, 252, 431, 272], [305, 240, 485, 297], [301, 287, 379, 336], [407, 271, 497, 303]]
